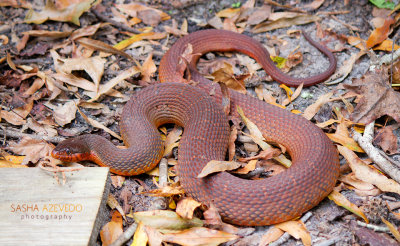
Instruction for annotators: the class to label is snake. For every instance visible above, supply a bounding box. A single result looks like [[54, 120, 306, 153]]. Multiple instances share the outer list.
[[52, 29, 340, 226]]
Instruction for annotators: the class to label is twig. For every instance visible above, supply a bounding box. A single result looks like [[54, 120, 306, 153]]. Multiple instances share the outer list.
[[356, 221, 390, 232], [352, 121, 400, 183], [314, 237, 341, 246], [0, 127, 65, 143], [269, 212, 313, 246], [373, 48, 400, 66], [110, 222, 138, 246], [92, 9, 141, 34], [377, 149, 400, 168], [158, 157, 168, 187]]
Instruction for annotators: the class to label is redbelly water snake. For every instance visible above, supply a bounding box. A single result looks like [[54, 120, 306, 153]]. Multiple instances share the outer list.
[[52, 29, 340, 226]]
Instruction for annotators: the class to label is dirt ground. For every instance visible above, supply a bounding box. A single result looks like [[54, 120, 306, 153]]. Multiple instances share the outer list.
[[1, 0, 400, 245]]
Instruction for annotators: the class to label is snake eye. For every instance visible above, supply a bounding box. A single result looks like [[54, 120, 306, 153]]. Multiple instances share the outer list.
[[65, 148, 71, 155]]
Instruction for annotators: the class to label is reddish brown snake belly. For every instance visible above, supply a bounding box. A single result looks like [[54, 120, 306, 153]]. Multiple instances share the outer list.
[[52, 29, 340, 226]]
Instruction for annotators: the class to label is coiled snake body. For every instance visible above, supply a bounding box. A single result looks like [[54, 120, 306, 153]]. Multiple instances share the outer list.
[[52, 29, 340, 226]]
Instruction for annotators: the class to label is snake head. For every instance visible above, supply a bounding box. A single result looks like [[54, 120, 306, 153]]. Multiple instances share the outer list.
[[51, 137, 91, 162]]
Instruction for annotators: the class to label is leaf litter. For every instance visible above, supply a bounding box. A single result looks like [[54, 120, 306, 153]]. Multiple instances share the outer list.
[[1, 0, 400, 245]]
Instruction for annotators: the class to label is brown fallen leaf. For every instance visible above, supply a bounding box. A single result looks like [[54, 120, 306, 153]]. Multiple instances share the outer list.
[[100, 210, 123, 246], [366, 17, 395, 49], [260, 226, 285, 245], [212, 62, 248, 94], [0, 110, 26, 125], [338, 146, 400, 195], [115, 3, 170, 22], [274, 220, 311, 246], [303, 0, 325, 10], [197, 160, 242, 178], [25, 0, 97, 26], [176, 198, 201, 220], [76, 37, 135, 61], [163, 126, 182, 157], [302, 92, 333, 120], [373, 124, 399, 155], [233, 159, 257, 174], [344, 70, 400, 123], [8, 137, 54, 165], [140, 53, 157, 83], [162, 227, 238, 246], [247, 5, 271, 25], [252, 14, 320, 33]]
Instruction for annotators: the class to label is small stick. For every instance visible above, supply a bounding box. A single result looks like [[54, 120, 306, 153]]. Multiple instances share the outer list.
[[353, 121, 400, 184], [356, 221, 390, 232], [0, 127, 65, 143], [109, 222, 138, 246], [314, 237, 341, 246]]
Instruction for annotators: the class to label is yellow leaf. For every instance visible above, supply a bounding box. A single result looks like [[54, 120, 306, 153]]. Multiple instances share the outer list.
[[131, 222, 148, 246], [381, 217, 400, 243], [216, 8, 241, 18], [328, 189, 369, 223], [326, 133, 364, 153]]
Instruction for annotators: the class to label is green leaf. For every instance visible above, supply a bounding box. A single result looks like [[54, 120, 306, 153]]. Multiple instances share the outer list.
[[369, 0, 395, 9]]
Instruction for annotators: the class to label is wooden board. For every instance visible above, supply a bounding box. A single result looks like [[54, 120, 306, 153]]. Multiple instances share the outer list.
[[0, 167, 110, 245]]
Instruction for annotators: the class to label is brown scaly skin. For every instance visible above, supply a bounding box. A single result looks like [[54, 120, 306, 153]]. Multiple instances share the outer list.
[[52, 29, 339, 226]]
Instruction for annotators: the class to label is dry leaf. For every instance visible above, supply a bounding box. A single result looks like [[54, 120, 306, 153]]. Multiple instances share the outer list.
[[50, 101, 78, 127], [197, 160, 242, 178], [237, 106, 291, 167], [275, 220, 311, 246], [76, 37, 134, 61], [252, 14, 320, 33], [100, 211, 123, 246], [8, 137, 53, 165], [132, 222, 148, 246], [381, 217, 400, 243], [133, 210, 203, 230], [366, 17, 395, 48], [233, 159, 257, 174], [25, 0, 96, 26], [338, 146, 400, 195], [77, 107, 121, 140], [162, 227, 238, 246], [176, 198, 201, 220], [140, 53, 157, 83], [0, 110, 26, 125], [212, 62, 247, 94], [344, 70, 400, 123], [373, 124, 399, 154], [259, 226, 285, 245], [164, 126, 182, 157], [328, 188, 369, 223], [302, 92, 333, 120], [304, 0, 325, 10]]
